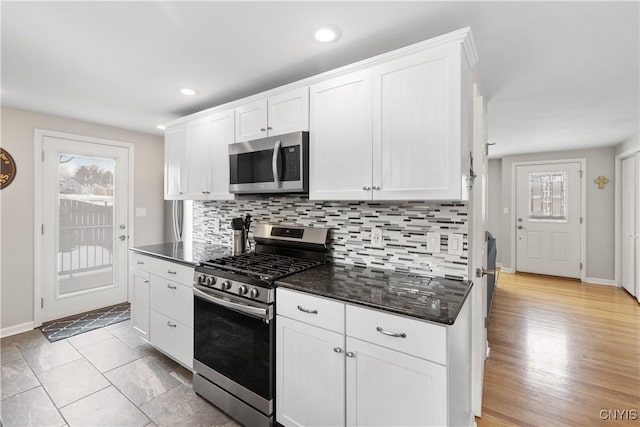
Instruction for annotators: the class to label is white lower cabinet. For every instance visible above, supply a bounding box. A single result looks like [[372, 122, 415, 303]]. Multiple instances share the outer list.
[[276, 288, 472, 427], [129, 252, 194, 369], [345, 337, 447, 427], [276, 316, 345, 427]]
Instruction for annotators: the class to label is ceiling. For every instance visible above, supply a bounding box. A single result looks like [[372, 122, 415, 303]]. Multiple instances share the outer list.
[[2, 1, 638, 158]]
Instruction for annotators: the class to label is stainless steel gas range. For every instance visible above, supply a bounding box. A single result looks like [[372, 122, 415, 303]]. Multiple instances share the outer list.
[[192, 223, 328, 427]]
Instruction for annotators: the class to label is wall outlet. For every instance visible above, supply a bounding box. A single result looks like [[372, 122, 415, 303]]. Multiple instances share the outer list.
[[135, 207, 146, 217], [426, 232, 441, 253], [371, 227, 383, 249], [448, 233, 464, 256], [212, 218, 220, 232]]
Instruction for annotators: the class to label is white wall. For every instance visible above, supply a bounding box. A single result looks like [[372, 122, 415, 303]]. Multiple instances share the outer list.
[[1, 107, 165, 331], [500, 147, 616, 281], [487, 159, 502, 264]]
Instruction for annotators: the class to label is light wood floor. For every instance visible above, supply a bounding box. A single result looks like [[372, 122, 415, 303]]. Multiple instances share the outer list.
[[476, 272, 639, 427]]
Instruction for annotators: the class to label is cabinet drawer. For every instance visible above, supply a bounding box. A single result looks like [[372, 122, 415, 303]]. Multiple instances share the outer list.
[[130, 252, 154, 272], [276, 288, 344, 333], [149, 276, 193, 328], [346, 305, 446, 365], [150, 309, 193, 369], [148, 258, 194, 284]]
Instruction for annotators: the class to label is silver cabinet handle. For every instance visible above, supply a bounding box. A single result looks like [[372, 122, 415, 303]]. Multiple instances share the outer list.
[[345, 352, 355, 358], [333, 347, 343, 353], [166, 321, 177, 328], [136, 261, 144, 265], [376, 326, 406, 338], [260, 128, 266, 132], [272, 140, 282, 188], [167, 284, 177, 289], [167, 270, 177, 275], [202, 190, 210, 194], [363, 186, 371, 191], [372, 186, 381, 190], [297, 305, 318, 315], [144, 280, 149, 284], [267, 126, 273, 130]]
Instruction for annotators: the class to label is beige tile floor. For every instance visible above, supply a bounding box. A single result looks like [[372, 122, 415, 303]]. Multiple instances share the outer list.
[[0, 320, 241, 427]]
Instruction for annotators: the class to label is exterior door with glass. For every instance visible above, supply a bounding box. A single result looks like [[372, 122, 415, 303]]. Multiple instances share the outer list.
[[516, 162, 582, 278], [41, 135, 130, 322]]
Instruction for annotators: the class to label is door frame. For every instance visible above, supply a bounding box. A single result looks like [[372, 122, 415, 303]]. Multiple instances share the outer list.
[[614, 146, 640, 296], [510, 158, 587, 282], [33, 129, 135, 327]]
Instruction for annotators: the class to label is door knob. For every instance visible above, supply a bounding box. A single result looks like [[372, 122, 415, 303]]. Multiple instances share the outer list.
[[517, 225, 524, 230], [476, 268, 496, 278], [119, 235, 127, 241]]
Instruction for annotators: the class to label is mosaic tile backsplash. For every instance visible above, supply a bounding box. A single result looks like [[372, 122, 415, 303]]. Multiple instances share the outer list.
[[193, 197, 469, 279]]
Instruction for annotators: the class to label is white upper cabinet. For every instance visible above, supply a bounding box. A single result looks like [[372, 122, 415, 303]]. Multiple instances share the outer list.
[[235, 99, 268, 142], [372, 45, 466, 200], [164, 111, 235, 201], [267, 87, 309, 137], [164, 124, 186, 199], [207, 109, 235, 200], [235, 87, 309, 142], [309, 70, 373, 200]]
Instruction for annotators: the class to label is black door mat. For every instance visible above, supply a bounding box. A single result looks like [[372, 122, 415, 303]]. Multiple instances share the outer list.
[[41, 302, 131, 342]]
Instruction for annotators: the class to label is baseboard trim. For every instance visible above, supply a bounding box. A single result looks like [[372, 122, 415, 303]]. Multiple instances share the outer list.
[[496, 262, 503, 268], [500, 267, 515, 274], [1, 321, 35, 338], [585, 277, 618, 287]]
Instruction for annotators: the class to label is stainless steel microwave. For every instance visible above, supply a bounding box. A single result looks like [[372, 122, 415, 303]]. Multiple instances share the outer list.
[[229, 131, 309, 194]]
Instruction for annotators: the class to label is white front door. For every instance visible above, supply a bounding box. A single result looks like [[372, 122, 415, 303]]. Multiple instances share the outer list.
[[516, 162, 582, 278], [621, 154, 638, 297], [41, 135, 130, 322]]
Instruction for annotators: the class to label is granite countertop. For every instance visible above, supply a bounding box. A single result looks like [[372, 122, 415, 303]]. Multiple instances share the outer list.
[[276, 264, 472, 325], [130, 242, 231, 266]]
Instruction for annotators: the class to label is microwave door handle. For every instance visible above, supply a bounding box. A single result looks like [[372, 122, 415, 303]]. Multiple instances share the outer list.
[[272, 140, 281, 187]]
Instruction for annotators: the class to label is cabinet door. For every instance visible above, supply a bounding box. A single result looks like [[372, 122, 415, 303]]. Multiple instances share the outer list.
[[372, 46, 462, 200], [267, 87, 309, 136], [276, 316, 345, 427], [130, 269, 149, 341], [184, 117, 211, 198], [164, 124, 186, 199], [346, 337, 447, 427], [309, 70, 373, 200], [235, 99, 268, 142], [207, 109, 235, 200]]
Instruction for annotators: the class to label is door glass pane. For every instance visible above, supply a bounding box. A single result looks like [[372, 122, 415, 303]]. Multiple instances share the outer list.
[[528, 172, 567, 222], [58, 154, 115, 296]]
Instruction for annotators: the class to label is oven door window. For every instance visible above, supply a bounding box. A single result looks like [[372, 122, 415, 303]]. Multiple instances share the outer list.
[[194, 296, 273, 401], [229, 145, 301, 184]]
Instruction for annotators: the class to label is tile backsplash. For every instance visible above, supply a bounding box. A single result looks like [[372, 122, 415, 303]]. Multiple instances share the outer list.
[[193, 197, 468, 279]]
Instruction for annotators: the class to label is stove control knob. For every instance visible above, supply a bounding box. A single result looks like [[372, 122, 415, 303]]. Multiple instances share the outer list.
[[197, 275, 206, 284], [249, 288, 260, 299], [205, 276, 215, 286], [238, 285, 248, 295], [222, 281, 232, 290]]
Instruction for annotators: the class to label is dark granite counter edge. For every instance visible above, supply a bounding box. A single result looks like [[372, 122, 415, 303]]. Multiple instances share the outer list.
[[275, 279, 473, 326], [129, 247, 197, 267]]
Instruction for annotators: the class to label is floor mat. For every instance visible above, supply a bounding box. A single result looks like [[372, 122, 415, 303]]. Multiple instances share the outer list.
[[41, 303, 130, 342]]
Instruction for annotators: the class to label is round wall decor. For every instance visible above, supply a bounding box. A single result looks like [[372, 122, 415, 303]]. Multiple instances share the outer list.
[[0, 148, 17, 189]]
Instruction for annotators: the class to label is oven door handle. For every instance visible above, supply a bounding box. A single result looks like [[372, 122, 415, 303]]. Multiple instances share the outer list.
[[193, 287, 271, 321]]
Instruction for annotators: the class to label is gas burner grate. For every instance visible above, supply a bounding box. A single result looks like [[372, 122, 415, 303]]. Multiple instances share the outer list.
[[200, 252, 322, 282]]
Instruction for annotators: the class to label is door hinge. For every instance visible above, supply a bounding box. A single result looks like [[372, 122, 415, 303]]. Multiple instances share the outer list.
[[579, 170, 583, 178], [580, 262, 583, 270], [41, 297, 44, 309], [580, 217, 583, 224], [41, 224, 44, 235]]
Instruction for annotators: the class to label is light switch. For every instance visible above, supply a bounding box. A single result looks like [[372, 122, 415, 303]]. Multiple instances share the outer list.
[[503, 207, 509, 215], [136, 207, 146, 217], [426, 232, 441, 253], [448, 233, 464, 256]]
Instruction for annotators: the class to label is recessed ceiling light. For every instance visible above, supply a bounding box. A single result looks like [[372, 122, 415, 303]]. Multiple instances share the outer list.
[[180, 88, 198, 96], [156, 125, 166, 130], [314, 28, 337, 43]]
